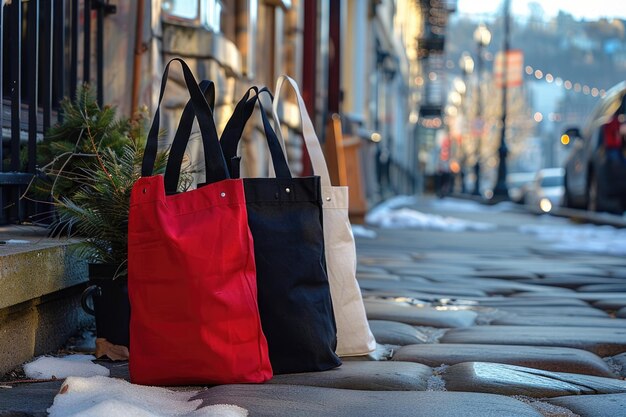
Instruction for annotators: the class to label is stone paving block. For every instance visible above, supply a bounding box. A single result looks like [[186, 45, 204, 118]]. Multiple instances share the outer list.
[[391, 343, 616, 377], [592, 268, 626, 278], [358, 259, 424, 268], [387, 266, 478, 277], [593, 300, 626, 311], [358, 279, 488, 297], [518, 275, 626, 289], [364, 300, 478, 328], [492, 315, 626, 328], [356, 266, 389, 274], [195, 384, 545, 417], [477, 298, 590, 307], [606, 352, 626, 378], [356, 272, 402, 281], [440, 326, 626, 356], [548, 393, 626, 417], [578, 283, 626, 292], [362, 289, 480, 303], [473, 270, 540, 280], [514, 292, 626, 302], [267, 361, 432, 391], [442, 362, 626, 398], [425, 276, 578, 295], [359, 278, 446, 290], [493, 306, 609, 318], [368, 320, 429, 346], [0, 380, 62, 415]]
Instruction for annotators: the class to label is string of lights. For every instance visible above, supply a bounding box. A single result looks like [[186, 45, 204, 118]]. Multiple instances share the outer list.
[[418, 59, 610, 129], [524, 65, 607, 98]]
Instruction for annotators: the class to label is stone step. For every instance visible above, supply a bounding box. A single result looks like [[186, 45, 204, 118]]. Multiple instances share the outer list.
[[197, 384, 545, 417], [440, 325, 626, 357], [442, 362, 626, 397], [267, 361, 432, 391], [549, 393, 626, 417], [392, 343, 616, 378], [0, 225, 90, 375], [364, 300, 477, 328]]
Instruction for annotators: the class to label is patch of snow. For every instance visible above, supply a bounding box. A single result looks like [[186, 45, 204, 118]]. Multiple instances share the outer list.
[[371, 344, 395, 361], [351, 225, 377, 239], [520, 224, 626, 256], [413, 327, 448, 344], [370, 195, 420, 213], [48, 375, 248, 417], [24, 355, 109, 379], [430, 198, 519, 213], [366, 207, 496, 232]]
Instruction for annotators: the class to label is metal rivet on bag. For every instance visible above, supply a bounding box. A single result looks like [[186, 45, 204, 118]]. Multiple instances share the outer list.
[[285, 187, 291, 193], [220, 192, 226, 197], [326, 197, 331, 201]]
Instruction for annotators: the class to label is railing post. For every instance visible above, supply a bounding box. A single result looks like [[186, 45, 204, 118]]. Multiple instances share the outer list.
[[83, 0, 92, 84], [70, 0, 79, 99], [42, 0, 54, 134], [9, 0, 21, 173], [27, 0, 39, 174], [53, 0, 66, 111]]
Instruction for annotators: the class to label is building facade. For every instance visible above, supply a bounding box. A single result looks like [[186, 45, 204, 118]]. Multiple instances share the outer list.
[[0, 0, 456, 224]]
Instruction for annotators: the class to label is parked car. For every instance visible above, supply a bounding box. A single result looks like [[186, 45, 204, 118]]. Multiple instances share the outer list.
[[506, 172, 535, 204], [562, 81, 626, 214], [526, 168, 565, 213]]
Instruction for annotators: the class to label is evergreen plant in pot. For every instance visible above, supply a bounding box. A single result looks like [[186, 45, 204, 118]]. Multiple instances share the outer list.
[[29, 86, 173, 360]]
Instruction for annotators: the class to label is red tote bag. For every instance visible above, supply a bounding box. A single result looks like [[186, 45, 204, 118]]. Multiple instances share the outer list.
[[128, 59, 272, 386]]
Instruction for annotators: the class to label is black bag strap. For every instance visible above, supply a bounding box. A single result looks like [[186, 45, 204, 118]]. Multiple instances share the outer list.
[[141, 58, 229, 185], [169, 86, 292, 185], [219, 87, 260, 177], [163, 85, 257, 193], [163, 80, 215, 194], [221, 87, 292, 179]]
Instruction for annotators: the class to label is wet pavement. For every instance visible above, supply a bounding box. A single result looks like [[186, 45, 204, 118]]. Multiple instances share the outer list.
[[2, 196, 626, 416]]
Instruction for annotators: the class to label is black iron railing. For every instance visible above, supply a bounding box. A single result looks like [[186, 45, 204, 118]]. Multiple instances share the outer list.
[[0, 0, 114, 225]]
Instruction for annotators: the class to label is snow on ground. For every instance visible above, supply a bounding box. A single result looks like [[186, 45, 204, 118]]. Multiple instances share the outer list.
[[351, 225, 377, 239], [429, 198, 517, 213], [520, 223, 626, 256], [48, 376, 248, 417], [24, 355, 109, 379], [365, 196, 496, 232]]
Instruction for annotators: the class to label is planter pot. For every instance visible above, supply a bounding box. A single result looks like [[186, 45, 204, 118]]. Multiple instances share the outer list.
[[81, 263, 130, 348]]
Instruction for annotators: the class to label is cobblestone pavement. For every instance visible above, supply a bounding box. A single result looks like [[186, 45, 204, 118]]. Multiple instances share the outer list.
[[3, 197, 626, 416]]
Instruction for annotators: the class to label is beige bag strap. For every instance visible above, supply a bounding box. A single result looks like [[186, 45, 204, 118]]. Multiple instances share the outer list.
[[271, 75, 332, 188]]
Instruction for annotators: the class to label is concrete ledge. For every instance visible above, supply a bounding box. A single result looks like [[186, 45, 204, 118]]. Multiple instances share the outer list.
[[0, 226, 88, 310], [0, 286, 92, 375], [0, 226, 91, 375]]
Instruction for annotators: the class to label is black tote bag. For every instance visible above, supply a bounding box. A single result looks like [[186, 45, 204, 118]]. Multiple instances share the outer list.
[[171, 87, 341, 374]]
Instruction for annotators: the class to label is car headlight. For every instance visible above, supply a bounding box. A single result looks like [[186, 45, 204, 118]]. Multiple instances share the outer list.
[[539, 198, 552, 213]]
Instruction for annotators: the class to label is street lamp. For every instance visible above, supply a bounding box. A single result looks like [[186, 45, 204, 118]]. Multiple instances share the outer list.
[[492, 0, 511, 199], [459, 53, 474, 193], [472, 23, 491, 196]]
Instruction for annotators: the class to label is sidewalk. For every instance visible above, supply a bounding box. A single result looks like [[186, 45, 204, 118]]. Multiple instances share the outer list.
[[3, 196, 626, 416]]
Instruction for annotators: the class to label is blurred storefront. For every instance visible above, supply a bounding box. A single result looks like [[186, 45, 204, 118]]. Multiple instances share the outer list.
[[120, 0, 458, 204], [1, 0, 458, 224]]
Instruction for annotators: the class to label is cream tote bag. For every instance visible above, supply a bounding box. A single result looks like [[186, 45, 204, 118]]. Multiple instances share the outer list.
[[271, 75, 376, 356]]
